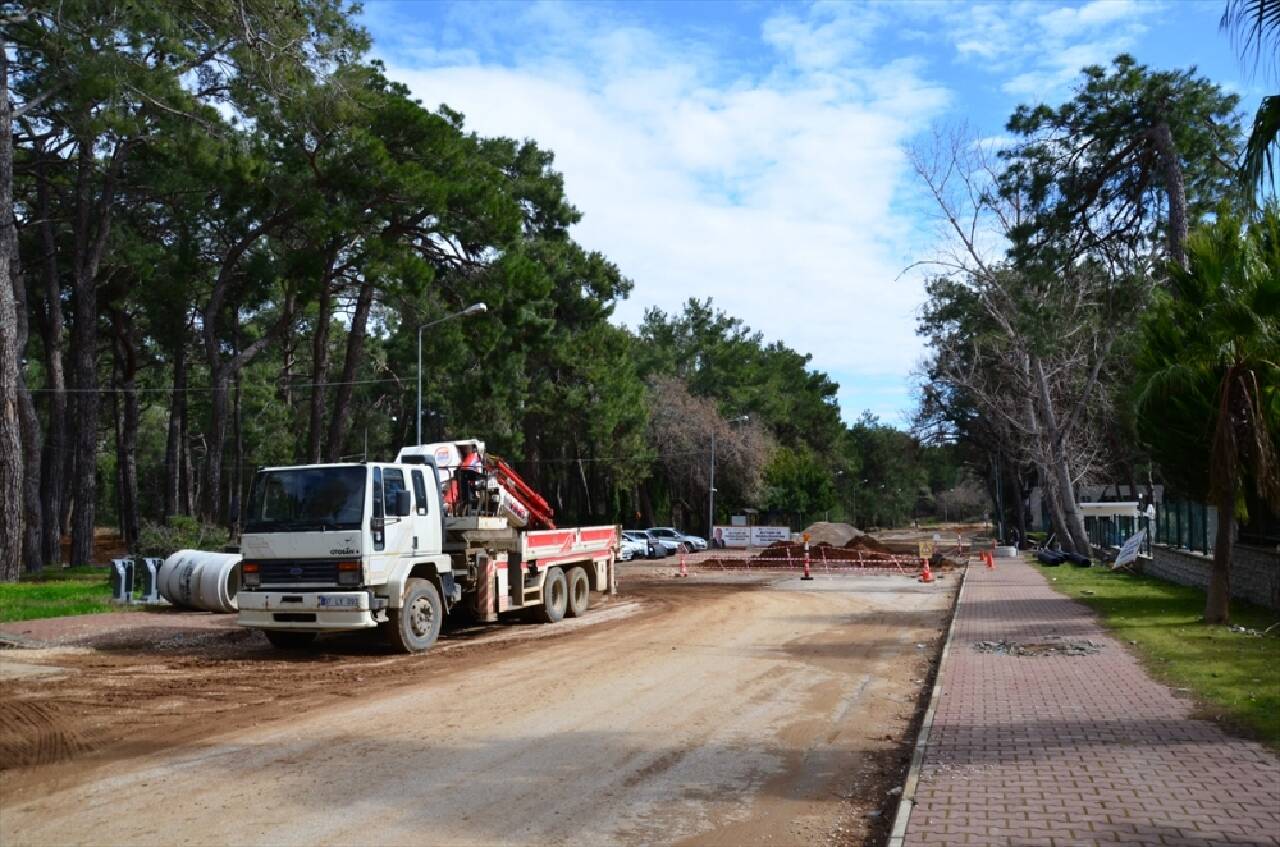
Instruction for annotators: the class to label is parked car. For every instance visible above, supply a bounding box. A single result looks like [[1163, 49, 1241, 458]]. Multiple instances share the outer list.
[[639, 530, 669, 559], [646, 527, 706, 553], [619, 531, 650, 561], [681, 533, 708, 551]]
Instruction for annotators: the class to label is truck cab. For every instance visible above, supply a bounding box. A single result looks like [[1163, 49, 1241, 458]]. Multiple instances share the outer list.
[[237, 460, 455, 651]]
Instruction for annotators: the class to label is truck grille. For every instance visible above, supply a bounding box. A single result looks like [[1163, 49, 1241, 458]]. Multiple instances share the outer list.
[[257, 560, 340, 586]]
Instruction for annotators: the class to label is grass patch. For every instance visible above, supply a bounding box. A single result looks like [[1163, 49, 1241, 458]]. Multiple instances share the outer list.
[[0, 566, 131, 623], [1035, 560, 1280, 747]]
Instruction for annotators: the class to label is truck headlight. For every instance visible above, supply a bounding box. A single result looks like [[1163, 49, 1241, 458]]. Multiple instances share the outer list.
[[242, 562, 261, 587], [337, 561, 361, 586]]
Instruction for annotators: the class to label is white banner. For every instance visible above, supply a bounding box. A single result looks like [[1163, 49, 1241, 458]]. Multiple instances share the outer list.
[[750, 526, 791, 547], [712, 525, 751, 548], [1115, 529, 1147, 566]]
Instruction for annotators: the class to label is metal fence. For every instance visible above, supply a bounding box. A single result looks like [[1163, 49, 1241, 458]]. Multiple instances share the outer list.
[[1155, 499, 1218, 556], [1083, 514, 1153, 556]]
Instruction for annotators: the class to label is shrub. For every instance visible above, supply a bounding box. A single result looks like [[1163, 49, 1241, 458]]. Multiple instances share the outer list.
[[136, 516, 230, 559]]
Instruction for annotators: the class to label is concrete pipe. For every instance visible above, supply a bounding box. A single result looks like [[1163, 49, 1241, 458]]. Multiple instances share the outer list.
[[158, 550, 242, 613]]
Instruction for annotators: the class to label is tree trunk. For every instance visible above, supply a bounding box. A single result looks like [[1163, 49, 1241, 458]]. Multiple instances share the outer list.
[[230, 355, 243, 534], [1014, 467, 1028, 546], [35, 145, 66, 568], [163, 340, 187, 518], [205, 364, 228, 523], [203, 294, 294, 522], [110, 309, 139, 549], [307, 273, 333, 462], [181, 425, 195, 517], [1150, 120, 1189, 271], [1040, 464, 1071, 547], [1204, 503, 1233, 624], [68, 130, 123, 566], [1031, 354, 1090, 555], [324, 281, 374, 461], [0, 41, 23, 581], [11, 222, 42, 573]]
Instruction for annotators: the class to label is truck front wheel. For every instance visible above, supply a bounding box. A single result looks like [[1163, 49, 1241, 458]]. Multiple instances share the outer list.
[[386, 578, 443, 654], [532, 567, 567, 623], [565, 568, 590, 618]]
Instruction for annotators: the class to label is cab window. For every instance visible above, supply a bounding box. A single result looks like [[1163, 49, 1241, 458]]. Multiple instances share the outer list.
[[372, 467, 385, 551], [384, 468, 407, 511], [411, 469, 429, 515]]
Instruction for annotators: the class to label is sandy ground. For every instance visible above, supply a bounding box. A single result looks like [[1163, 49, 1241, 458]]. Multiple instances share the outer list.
[[0, 571, 955, 847]]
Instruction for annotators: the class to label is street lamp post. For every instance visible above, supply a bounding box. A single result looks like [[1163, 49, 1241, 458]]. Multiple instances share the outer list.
[[709, 415, 749, 539], [416, 303, 487, 446]]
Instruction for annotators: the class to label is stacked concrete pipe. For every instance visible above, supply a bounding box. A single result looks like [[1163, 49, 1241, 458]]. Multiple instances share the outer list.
[[158, 550, 242, 613]]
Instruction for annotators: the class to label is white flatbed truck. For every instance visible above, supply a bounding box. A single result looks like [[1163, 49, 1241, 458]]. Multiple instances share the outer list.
[[236, 440, 618, 653]]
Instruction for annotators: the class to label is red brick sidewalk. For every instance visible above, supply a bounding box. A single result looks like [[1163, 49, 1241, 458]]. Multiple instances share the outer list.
[[901, 557, 1280, 847]]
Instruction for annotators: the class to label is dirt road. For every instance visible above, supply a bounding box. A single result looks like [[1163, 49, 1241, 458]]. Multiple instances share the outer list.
[[1, 573, 954, 846]]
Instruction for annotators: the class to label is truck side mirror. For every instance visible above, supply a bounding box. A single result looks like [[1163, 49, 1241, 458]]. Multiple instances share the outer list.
[[395, 489, 412, 517]]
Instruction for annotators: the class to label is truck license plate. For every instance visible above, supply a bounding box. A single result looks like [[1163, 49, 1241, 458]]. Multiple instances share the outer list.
[[318, 595, 359, 607]]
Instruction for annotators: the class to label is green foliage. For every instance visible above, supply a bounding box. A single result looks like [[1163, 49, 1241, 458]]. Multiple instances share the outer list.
[[763, 447, 834, 528], [844, 412, 928, 528], [1037, 561, 1280, 747], [1, 569, 126, 623], [1134, 208, 1280, 508], [1001, 53, 1240, 267], [1221, 0, 1280, 197], [137, 517, 230, 559]]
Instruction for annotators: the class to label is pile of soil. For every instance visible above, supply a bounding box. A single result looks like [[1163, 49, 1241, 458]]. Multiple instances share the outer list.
[[844, 535, 892, 554], [802, 521, 864, 547], [753, 541, 899, 565]]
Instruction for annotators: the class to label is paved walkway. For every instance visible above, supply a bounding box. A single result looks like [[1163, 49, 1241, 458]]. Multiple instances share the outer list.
[[901, 557, 1280, 847]]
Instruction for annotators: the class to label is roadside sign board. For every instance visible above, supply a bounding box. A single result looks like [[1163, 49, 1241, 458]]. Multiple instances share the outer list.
[[918, 540, 935, 559], [1115, 530, 1147, 567], [750, 526, 791, 547], [712, 525, 751, 548]]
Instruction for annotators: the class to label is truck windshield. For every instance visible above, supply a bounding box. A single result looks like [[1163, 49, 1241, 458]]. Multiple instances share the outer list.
[[245, 467, 367, 532]]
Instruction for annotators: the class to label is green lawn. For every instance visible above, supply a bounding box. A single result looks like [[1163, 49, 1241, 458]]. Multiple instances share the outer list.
[[0, 566, 132, 623], [1035, 561, 1280, 747]]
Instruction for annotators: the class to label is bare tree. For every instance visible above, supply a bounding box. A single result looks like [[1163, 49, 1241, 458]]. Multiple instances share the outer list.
[[911, 127, 1149, 555]]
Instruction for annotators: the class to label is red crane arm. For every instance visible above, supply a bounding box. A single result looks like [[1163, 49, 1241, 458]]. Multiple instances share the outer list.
[[486, 455, 556, 529]]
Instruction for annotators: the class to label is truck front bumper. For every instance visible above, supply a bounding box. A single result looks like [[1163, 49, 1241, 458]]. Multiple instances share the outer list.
[[237, 590, 379, 631]]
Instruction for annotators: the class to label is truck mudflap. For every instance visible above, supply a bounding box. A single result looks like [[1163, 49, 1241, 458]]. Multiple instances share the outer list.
[[238, 590, 380, 630]]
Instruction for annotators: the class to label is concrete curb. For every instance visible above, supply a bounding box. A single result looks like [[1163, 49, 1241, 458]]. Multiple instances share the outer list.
[[886, 564, 969, 847]]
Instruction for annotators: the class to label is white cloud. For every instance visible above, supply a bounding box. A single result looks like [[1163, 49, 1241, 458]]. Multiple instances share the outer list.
[[937, 0, 1155, 100], [370, 2, 951, 422]]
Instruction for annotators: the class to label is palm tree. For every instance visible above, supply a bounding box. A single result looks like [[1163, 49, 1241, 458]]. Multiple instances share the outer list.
[[1135, 209, 1280, 623], [1222, 1, 1280, 196]]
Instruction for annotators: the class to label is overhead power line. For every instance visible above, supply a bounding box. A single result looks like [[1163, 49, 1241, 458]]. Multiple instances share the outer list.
[[26, 376, 404, 395]]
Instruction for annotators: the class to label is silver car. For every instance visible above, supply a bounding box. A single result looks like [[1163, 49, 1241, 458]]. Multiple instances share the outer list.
[[646, 527, 706, 553]]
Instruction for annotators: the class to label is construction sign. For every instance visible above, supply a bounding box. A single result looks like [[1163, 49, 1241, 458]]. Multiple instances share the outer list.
[[918, 540, 935, 559]]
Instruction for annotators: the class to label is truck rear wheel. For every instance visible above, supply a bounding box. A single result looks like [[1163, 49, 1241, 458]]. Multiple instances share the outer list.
[[386, 578, 443, 654], [565, 567, 590, 618], [263, 630, 316, 650], [532, 567, 567, 623]]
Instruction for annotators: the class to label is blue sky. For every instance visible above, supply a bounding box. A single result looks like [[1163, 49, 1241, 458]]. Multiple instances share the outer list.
[[357, 0, 1261, 427]]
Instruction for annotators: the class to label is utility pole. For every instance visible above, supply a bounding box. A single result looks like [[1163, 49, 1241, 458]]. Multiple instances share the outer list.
[[708, 415, 749, 539], [415, 303, 486, 446]]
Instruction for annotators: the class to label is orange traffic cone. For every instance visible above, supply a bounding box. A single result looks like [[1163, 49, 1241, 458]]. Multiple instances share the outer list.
[[985, 550, 995, 569], [679, 554, 688, 578], [802, 550, 814, 581], [919, 559, 935, 583]]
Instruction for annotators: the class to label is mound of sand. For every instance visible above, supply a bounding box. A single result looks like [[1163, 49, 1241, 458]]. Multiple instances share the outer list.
[[802, 521, 865, 547]]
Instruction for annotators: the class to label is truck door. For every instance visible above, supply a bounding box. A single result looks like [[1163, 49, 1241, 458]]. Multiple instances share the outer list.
[[369, 466, 413, 583]]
